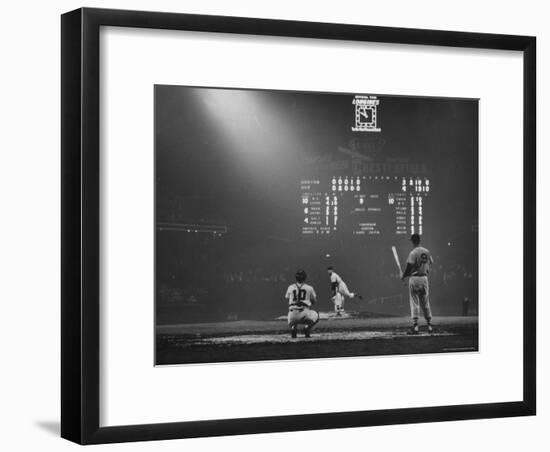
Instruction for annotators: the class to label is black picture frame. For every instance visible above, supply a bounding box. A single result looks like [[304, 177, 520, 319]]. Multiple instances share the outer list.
[[61, 7, 536, 445]]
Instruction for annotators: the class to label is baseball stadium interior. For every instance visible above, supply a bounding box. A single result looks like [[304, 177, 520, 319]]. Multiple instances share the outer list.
[[154, 86, 478, 364]]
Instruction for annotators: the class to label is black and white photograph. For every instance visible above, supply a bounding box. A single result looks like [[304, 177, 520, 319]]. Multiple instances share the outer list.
[[1, 0, 544, 449], [155, 86, 478, 365]]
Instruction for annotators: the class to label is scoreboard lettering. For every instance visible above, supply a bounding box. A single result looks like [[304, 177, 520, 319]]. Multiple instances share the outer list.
[[300, 176, 430, 237]]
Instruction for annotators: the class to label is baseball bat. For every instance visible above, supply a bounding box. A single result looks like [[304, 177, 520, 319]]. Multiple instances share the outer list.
[[391, 246, 403, 278]]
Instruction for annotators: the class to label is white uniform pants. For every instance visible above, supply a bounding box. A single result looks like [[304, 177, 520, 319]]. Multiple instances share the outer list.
[[332, 282, 355, 313], [288, 307, 320, 328], [409, 276, 432, 321]]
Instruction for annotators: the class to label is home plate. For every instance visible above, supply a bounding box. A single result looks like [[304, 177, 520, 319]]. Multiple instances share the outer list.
[[189, 330, 457, 346]]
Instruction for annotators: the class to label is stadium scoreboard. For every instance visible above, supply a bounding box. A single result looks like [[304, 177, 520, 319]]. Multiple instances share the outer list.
[[300, 176, 430, 237]]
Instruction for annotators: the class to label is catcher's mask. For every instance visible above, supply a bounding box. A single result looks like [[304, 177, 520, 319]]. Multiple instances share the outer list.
[[295, 269, 307, 283]]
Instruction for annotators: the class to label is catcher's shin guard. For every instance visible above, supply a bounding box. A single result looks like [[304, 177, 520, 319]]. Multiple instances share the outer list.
[[290, 325, 297, 339]]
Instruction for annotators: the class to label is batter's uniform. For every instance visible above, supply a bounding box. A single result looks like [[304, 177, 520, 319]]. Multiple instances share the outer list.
[[330, 272, 355, 313], [406, 246, 433, 321], [285, 283, 320, 327]]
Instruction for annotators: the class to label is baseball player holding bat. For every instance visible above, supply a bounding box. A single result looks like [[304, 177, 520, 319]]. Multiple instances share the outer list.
[[400, 233, 434, 334]]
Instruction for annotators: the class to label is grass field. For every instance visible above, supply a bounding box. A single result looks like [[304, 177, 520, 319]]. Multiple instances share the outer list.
[[156, 314, 478, 365]]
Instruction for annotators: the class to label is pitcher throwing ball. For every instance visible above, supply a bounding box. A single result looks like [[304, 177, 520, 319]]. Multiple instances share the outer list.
[[327, 266, 362, 316], [401, 234, 434, 334], [285, 269, 320, 338]]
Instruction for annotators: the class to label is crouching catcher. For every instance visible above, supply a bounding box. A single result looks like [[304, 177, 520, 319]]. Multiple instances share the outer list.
[[285, 269, 320, 338]]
